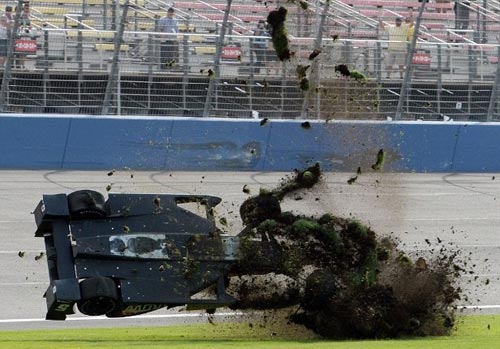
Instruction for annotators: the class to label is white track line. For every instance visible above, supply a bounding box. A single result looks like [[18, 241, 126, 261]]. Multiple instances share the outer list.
[[458, 305, 500, 310], [1, 307, 498, 324], [0, 312, 242, 324], [0, 251, 45, 254]]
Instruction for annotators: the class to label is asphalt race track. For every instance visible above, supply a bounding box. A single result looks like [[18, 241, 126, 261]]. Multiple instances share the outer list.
[[1, 170, 500, 331]]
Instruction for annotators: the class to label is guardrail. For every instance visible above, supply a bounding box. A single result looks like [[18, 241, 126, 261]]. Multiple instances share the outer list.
[[1, 115, 499, 172], [0, 0, 498, 120]]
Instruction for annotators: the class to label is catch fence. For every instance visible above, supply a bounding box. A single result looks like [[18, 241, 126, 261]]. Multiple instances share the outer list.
[[0, 0, 499, 120]]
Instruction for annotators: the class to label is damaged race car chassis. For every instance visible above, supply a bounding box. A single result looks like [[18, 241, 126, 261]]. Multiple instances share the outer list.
[[34, 190, 278, 320]]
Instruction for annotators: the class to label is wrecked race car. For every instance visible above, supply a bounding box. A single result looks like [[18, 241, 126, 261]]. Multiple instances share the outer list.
[[34, 190, 274, 320], [33, 164, 462, 339]]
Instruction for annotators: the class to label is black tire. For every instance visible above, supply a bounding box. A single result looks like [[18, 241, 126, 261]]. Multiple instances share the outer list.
[[77, 277, 119, 316], [67, 190, 107, 219], [239, 193, 281, 226]]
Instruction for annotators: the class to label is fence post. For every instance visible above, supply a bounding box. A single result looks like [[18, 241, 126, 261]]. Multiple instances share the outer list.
[[436, 44, 442, 116], [375, 26, 382, 83], [300, 0, 329, 118], [76, 20, 83, 72], [0, 0, 23, 112], [82, 0, 88, 28], [203, 0, 233, 117], [43, 29, 49, 109], [182, 18, 190, 111], [486, 45, 500, 121], [111, 0, 117, 31], [102, 0, 129, 115], [482, 0, 487, 43], [281, 62, 286, 118], [475, 5, 481, 43], [395, 0, 426, 120], [74, 12, 84, 109], [103, 0, 108, 30], [346, 22, 352, 63], [248, 36, 255, 115], [467, 45, 473, 116], [0, 31, 13, 112]]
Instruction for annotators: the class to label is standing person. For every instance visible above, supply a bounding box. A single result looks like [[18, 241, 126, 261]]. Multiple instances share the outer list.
[[18, 3, 32, 69], [20, 2, 31, 31], [158, 7, 179, 68], [405, 15, 415, 41], [380, 15, 413, 79], [251, 19, 269, 73], [454, 1, 470, 32], [0, 6, 14, 67]]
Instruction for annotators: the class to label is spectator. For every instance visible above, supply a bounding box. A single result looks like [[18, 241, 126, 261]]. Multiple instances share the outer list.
[[380, 15, 413, 79], [251, 20, 269, 73], [405, 14, 415, 41], [158, 7, 179, 68], [454, 1, 470, 32], [0, 6, 14, 67], [18, 3, 33, 69], [20, 3, 31, 30]]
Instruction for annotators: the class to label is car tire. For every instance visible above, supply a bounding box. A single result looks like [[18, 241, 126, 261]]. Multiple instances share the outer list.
[[77, 277, 119, 316], [239, 193, 281, 226], [67, 190, 107, 219]]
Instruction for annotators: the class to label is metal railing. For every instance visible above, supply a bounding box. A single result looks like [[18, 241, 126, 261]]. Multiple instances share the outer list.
[[0, 0, 498, 121]]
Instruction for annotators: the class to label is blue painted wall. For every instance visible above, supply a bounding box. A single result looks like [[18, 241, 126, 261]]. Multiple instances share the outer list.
[[1, 114, 498, 172]]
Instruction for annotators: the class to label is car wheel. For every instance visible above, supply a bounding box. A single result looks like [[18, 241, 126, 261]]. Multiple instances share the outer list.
[[77, 277, 119, 316], [240, 193, 281, 226], [67, 190, 107, 219]]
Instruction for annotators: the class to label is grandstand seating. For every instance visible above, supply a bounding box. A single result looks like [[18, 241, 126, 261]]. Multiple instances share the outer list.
[[32, 0, 144, 5], [19, 0, 498, 82], [66, 30, 115, 39], [194, 46, 216, 55], [341, 0, 453, 12], [32, 7, 68, 15], [31, 18, 96, 28], [15, 0, 498, 71], [24, 0, 500, 41], [13, 0, 500, 62], [1, 0, 498, 120], [94, 43, 130, 51]]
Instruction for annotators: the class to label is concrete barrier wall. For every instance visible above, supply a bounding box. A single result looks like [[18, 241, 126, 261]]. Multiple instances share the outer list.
[[1, 114, 498, 172]]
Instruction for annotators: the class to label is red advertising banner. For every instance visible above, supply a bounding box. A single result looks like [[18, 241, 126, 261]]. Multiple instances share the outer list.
[[221, 45, 241, 60], [15, 39, 37, 53], [412, 52, 431, 65]]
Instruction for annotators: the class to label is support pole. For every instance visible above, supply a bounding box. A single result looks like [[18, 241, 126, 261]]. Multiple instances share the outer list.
[[203, 0, 233, 117], [102, 0, 129, 115], [0, 0, 23, 111], [436, 44, 442, 116], [375, 26, 382, 82], [43, 29, 49, 109], [300, 0, 330, 118], [395, 0, 426, 120], [486, 45, 500, 121], [182, 18, 190, 111]]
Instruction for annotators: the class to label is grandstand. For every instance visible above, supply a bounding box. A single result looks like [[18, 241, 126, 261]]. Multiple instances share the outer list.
[[0, 0, 498, 120]]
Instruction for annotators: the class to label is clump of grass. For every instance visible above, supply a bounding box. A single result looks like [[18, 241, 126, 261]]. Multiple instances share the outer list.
[[231, 164, 464, 339], [372, 149, 385, 171], [267, 7, 291, 61]]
